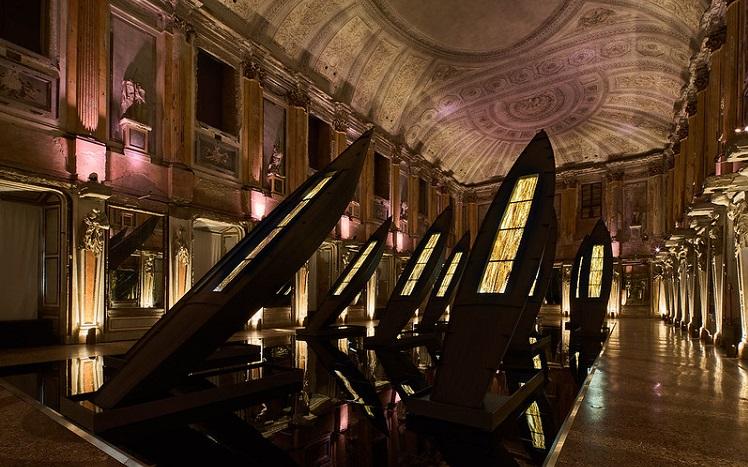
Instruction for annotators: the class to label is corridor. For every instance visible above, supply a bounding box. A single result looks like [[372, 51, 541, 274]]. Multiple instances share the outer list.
[[551, 318, 748, 466]]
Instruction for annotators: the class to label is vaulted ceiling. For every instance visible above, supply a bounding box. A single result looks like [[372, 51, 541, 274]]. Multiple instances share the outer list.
[[213, 0, 708, 184]]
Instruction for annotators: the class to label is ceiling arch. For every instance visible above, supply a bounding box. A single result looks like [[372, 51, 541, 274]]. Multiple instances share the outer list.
[[214, 0, 709, 184]]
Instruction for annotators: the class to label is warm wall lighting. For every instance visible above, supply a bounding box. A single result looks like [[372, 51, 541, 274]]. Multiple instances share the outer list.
[[251, 190, 266, 220]]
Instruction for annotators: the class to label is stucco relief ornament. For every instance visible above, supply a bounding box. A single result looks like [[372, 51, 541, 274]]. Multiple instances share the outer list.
[[81, 209, 110, 256], [175, 227, 190, 266]]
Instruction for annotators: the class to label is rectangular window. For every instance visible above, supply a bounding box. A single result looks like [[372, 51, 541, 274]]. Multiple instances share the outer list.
[[580, 182, 602, 219], [333, 241, 376, 295], [588, 244, 604, 297], [478, 174, 538, 294], [436, 251, 463, 297], [214, 173, 335, 291], [196, 50, 237, 135], [0, 0, 47, 55], [374, 153, 390, 200], [401, 233, 440, 296]]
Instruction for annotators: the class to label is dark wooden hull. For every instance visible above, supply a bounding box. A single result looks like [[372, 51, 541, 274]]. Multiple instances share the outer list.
[[93, 130, 372, 409], [419, 231, 471, 330], [568, 219, 613, 378], [430, 130, 556, 409], [304, 218, 391, 332], [368, 206, 453, 346]]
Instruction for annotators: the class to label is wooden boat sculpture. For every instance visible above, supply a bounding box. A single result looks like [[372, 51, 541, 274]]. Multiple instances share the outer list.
[[366, 205, 453, 348], [405, 131, 556, 466], [61, 130, 372, 462], [417, 231, 471, 333], [363, 207, 452, 398], [300, 217, 392, 337], [568, 218, 613, 382], [296, 218, 392, 433]]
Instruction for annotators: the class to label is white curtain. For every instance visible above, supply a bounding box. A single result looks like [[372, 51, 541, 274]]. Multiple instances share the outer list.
[[192, 229, 223, 284], [0, 201, 41, 320]]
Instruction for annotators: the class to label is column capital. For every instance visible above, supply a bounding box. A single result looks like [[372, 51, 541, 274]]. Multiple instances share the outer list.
[[286, 82, 310, 111], [241, 56, 266, 84], [332, 102, 349, 132]]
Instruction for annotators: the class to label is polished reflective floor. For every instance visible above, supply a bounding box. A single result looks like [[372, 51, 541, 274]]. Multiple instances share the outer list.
[[0, 316, 579, 466], [551, 317, 748, 466]]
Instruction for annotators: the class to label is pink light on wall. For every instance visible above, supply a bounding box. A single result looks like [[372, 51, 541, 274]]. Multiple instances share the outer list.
[[340, 215, 350, 239], [396, 231, 406, 252], [251, 190, 266, 220], [611, 240, 620, 258]]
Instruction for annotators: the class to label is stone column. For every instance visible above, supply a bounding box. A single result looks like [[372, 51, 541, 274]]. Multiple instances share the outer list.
[[66, 0, 108, 182], [606, 171, 623, 242], [466, 191, 478, 245], [286, 83, 310, 192], [685, 242, 700, 337], [559, 176, 578, 242], [331, 103, 349, 157], [428, 178, 439, 223], [241, 59, 264, 185], [408, 167, 420, 241], [453, 192, 464, 240], [647, 163, 665, 238], [69, 183, 111, 343], [710, 223, 726, 343], [561, 264, 571, 316], [732, 197, 748, 358], [169, 215, 192, 306], [694, 236, 710, 340], [390, 150, 402, 228], [359, 132, 376, 239]]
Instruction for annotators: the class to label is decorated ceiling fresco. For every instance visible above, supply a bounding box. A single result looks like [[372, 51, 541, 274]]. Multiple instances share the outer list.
[[213, 0, 709, 184]]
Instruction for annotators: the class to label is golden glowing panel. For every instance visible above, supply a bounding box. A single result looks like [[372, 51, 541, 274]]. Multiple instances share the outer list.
[[214, 174, 335, 291], [401, 233, 441, 296], [436, 252, 463, 297], [478, 174, 539, 294], [588, 244, 604, 297], [334, 242, 377, 295], [525, 401, 546, 449]]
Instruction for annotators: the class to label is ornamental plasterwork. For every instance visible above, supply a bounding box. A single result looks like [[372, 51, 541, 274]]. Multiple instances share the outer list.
[[175, 226, 190, 266], [81, 209, 110, 256], [214, 0, 709, 184]]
